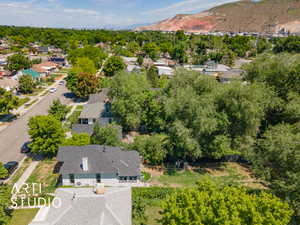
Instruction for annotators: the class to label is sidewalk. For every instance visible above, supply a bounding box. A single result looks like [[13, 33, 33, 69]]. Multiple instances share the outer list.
[[0, 76, 66, 133], [14, 161, 39, 189]]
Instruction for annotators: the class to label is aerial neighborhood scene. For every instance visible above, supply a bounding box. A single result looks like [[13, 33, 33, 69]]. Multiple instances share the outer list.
[[1, 0, 300, 224]]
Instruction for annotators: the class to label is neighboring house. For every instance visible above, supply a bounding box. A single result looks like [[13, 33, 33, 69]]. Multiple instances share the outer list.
[[0, 77, 18, 91], [218, 69, 243, 84], [126, 64, 141, 72], [38, 46, 49, 54], [72, 89, 112, 136], [57, 145, 141, 186], [29, 187, 132, 225], [122, 57, 138, 65], [32, 62, 59, 76], [49, 57, 66, 66], [21, 69, 42, 79], [156, 66, 174, 77]]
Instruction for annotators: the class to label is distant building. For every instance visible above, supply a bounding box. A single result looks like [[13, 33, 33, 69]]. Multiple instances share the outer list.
[[21, 69, 42, 79], [49, 57, 66, 66], [57, 145, 141, 186], [38, 46, 49, 54], [0, 77, 18, 91], [156, 66, 174, 77]]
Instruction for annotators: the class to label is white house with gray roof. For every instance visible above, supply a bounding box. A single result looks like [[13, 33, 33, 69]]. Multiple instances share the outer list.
[[30, 187, 132, 225], [57, 145, 141, 187]]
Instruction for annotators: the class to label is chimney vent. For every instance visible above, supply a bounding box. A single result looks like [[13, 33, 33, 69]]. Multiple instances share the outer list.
[[82, 157, 88, 171]]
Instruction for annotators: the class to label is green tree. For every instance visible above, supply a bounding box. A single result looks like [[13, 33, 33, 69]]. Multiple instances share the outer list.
[[130, 134, 168, 165], [0, 163, 8, 179], [91, 123, 121, 146], [142, 42, 159, 60], [62, 133, 91, 146], [48, 99, 70, 121], [68, 46, 107, 69], [18, 74, 35, 94], [6, 54, 32, 72], [103, 56, 126, 77], [0, 88, 19, 114], [171, 43, 187, 64], [110, 72, 151, 131], [73, 73, 101, 98], [71, 57, 97, 75], [146, 66, 159, 87], [160, 178, 293, 225], [28, 115, 65, 156], [250, 124, 300, 221], [0, 185, 12, 225]]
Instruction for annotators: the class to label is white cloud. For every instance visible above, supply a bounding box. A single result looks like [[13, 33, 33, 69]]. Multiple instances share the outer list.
[[0, 0, 139, 28], [143, 0, 240, 16]]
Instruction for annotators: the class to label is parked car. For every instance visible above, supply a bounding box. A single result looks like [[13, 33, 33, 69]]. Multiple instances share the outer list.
[[49, 88, 57, 93], [21, 142, 31, 154], [3, 161, 18, 178], [58, 80, 64, 85]]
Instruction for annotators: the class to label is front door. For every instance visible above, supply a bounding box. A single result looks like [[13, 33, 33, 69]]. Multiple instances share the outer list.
[[96, 174, 101, 183]]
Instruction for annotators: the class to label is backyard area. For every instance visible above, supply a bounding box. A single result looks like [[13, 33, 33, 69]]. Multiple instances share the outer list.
[[25, 159, 60, 193], [143, 162, 265, 189], [63, 105, 84, 130], [9, 209, 39, 225]]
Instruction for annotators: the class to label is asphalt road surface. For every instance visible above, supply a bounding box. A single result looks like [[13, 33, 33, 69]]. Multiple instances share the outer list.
[[0, 84, 72, 163]]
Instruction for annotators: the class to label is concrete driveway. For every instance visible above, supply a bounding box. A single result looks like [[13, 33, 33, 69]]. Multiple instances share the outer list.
[[0, 84, 72, 163]]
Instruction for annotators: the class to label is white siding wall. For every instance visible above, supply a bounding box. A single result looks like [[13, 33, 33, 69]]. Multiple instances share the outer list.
[[101, 173, 119, 185], [62, 173, 119, 186]]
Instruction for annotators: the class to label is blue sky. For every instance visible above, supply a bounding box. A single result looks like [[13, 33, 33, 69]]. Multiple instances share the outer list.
[[0, 0, 240, 29]]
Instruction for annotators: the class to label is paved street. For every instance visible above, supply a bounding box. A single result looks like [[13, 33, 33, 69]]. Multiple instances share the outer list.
[[0, 84, 72, 163]]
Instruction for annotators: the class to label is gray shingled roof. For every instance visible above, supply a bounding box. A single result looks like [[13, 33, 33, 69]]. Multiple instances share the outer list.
[[57, 145, 140, 177], [79, 102, 104, 119], [88, 88, 109, 104], [29, 187, 132, 225]]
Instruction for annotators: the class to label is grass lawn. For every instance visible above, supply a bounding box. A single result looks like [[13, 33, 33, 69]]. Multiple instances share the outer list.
[[63, 105, 84, 130], [25, 87, 45, 97], [145, 206, 161, 225], [7, 158, 32, 185], [9, 209, 38, 225], [147, 162, 265, 189], [26, 159, 59, 193]]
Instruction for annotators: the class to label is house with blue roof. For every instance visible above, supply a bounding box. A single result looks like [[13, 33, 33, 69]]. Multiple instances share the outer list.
[[21, 69, 42, 79]]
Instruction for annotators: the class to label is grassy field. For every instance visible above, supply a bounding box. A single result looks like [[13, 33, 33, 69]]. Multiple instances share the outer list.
[[26, 159, 60, 193], [63, 105, 84, 130], [145, 162, 265, 189], [7, 158, 32, 185], [9, 209, 38, 225]]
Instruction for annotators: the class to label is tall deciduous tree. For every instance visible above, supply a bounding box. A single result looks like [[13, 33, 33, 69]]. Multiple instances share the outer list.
[[62, 133, 90, 146], [91, 123, 121, 147], [250, 123, 300, 221], [0, 163, 8, 179], [73, 73, 101, 98], [0, 88, 19, 114], [130, 134, 168, 165], [0, 185, 12, 225], [103, 56, 126, 77], [18, 74, 35, 94], [6, 54, 32, 72], [28, 115, 65, 156], [48, 99, 70, 121], [160, 179, 293, 225]]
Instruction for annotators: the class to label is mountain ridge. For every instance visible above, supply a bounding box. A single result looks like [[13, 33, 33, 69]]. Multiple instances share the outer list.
[[136, 0, 300, 33]]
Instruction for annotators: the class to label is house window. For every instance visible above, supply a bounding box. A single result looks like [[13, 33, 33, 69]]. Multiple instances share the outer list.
[[129, 176, 137, 181], [69, 174, 75, 184], [96, 174, 101, 183], [93, 119, 96, 123], [82, 119, 89, 124], [119, 176, 127, 181]]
